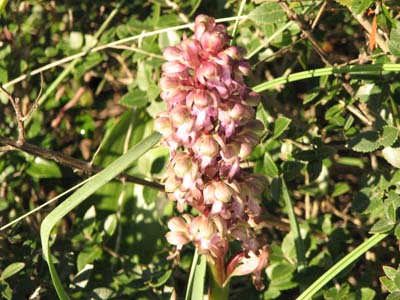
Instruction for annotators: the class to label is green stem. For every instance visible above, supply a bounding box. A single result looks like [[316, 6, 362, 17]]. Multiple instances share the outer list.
[[297, 233, 388, 300], [208, 259, 229, 300], [230, 0, 246, 44], [281, 177, 306, 271], [252, 64, 400, 93]]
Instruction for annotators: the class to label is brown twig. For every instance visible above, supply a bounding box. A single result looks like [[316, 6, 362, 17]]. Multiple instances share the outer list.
[[279, 1, 374, 126], [51, 86, 86, 128], [0, 86, 26, 146], [0, 136, 164, 191]]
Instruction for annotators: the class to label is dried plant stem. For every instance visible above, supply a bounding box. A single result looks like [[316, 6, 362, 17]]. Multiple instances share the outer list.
[[0, 136, 164, 191], [2, 16, 247, 90]]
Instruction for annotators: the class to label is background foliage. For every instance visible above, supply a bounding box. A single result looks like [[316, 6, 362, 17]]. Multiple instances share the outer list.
[[1, 0, 400, 299]]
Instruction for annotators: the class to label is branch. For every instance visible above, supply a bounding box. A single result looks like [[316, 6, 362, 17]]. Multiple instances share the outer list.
[[0, 136, 164, 191], [280, 1, 374, 126]]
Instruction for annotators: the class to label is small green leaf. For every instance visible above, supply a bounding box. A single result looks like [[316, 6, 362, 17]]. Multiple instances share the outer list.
[[388, 291, 400, 300], [272, 117, 291, 139], [334, 0, 352, 8], [369, 219, 395, 234], [77, 247, 103, 272], [158, 31, 180, 49], [1, 262, 25, 280], [382, 147, 400, 168], [248, 2, 286, 25], [120, 90, 148, 108], [71, 264, 93, 288], [380, 276, 397, 293], [149, 270, 173, 288], [307, 160, 322, 182], [104, 214, 117, 236], [389, 22, 400, 56], [351, 0, 373, 15], [69, 31, 84, 49], [360, 287, 375, 300], [394, 272, 400, 289], [380, 126, 399, 147], [383, 265, 397, 281], [27, 157, 62, 179], [332, 182, 350, 197], [347, 131, 381, 153], [264, 152, 279, 177]]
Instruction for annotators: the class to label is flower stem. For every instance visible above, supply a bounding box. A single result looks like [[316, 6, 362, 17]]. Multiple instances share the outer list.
[[208, 260, 230, 300]]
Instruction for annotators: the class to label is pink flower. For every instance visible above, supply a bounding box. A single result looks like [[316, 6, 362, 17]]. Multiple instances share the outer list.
[[156, 14, 269, 289]]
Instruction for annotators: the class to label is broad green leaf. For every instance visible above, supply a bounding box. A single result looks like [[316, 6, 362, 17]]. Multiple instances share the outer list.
[[347, 131, 380, 153], [120, 90, 148, 108], [380, 126, 399, 147], [389, 22, 400, 56], [264, 152, 279, 177], [382, 147, 400, 168], [27, 157, 62, 179], [360, 287, 375, 300], [248, 2, 286, 25], [1, 262, 25, 280], [272, 117, 291, 139], [40, 132, 161, 300], [369, 219, 395, 234], [185, 250, 206, 300]]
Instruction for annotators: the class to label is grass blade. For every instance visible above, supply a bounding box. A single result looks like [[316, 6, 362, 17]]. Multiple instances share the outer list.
[[281, 177, 306, 271], [185, 250, 206, 300], [40, 132, 161, 300], [297, 233, 387, 300]]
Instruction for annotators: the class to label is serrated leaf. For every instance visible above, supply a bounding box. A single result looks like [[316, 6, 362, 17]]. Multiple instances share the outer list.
[[389, 22, 400, 56], [1, 262, 25, 280], [380, 126, 399, 147], [383, 266, 397, 281], [272, 117, 291, 139], [264, 152, 279, 177], [382, 147, 400, 168], [248, 2, 286, 25], [120, 90, 148, 108], [369, 219, 395, 234], [347, 131, 381, 152]]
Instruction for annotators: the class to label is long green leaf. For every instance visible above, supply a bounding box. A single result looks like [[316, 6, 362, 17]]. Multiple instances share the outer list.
[[297, 233, 387, 300], [185, 250, 206, 300], [40, 132, 161, 300], [0, 0, 7, 13]]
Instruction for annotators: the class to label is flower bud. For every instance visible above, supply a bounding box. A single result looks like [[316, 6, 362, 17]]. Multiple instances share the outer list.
[[159, 76, 180, 90], [170, 105, 190, 125], [163, 46, 182, 61], [154, 116, 172, 136], [214, 180, 232, 203], [162, 61, 187, 74]]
